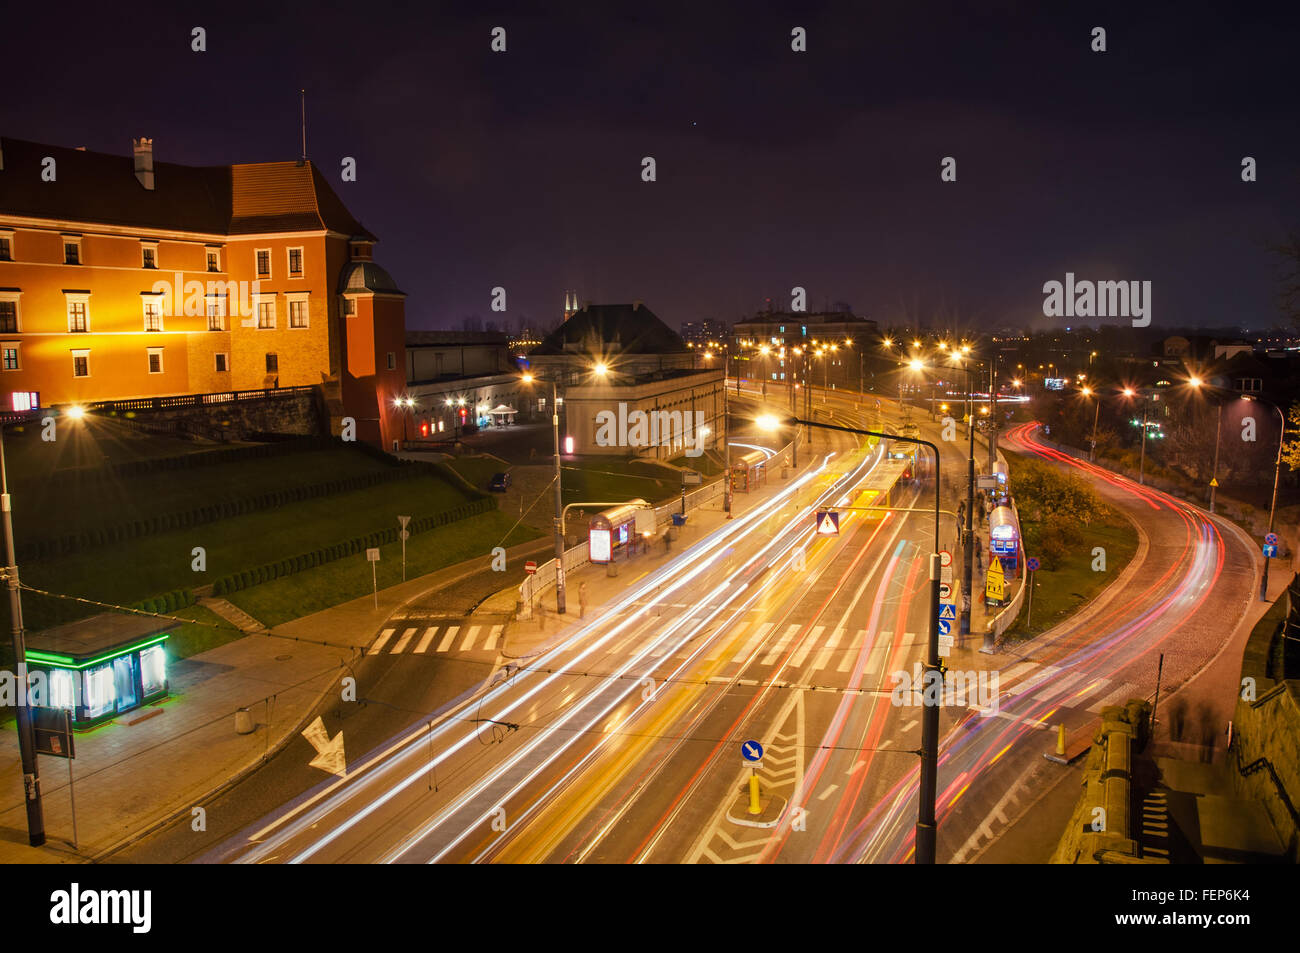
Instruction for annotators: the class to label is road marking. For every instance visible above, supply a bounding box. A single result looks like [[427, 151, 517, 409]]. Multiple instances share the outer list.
[[459, 625, 481, 651], [839, 629, 869, 672], [390, 627, 417, 654], [1087, 682, 1136, 714], [790, 625, 823, 668], [762, 625, 801, 666], [901, 719, 918, 732], [483, 624, 503, 651], [848, 759, 867, 774], [369, 628, 395, 655], [817, 783, 839, 801], [437, 626, 459, 653], [810, 627, 845, 672], [414, 627, 438, 654]]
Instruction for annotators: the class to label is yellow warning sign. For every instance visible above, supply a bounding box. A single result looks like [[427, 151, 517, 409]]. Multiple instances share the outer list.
[[985, 560, 1005, 602], [1209, 477, 1219, 487]]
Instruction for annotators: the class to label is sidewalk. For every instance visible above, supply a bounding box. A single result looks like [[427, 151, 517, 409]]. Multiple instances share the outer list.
[[0, 534, 551, 863]]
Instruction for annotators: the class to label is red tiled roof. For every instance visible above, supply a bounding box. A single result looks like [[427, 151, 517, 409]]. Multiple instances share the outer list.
[[0, 137, 376, 240]]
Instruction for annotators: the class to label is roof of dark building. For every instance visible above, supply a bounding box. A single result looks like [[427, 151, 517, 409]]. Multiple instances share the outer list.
[[340, 261, 404, 295], [406, 330, 509, 347], [0, 137, 375, 239], [531, 302, 687, 355], [28, 612, 172, 660]]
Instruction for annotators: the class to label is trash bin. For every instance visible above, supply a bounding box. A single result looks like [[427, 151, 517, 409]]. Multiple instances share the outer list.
[[672, 513, 687, 528], [606, 561, 619, 577], [235, 707, 255, 735]]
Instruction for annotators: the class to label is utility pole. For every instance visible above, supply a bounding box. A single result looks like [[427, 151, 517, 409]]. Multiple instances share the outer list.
[[959, 362, 976, 638], [1261, 403, 1285, 601], [723, 351, 733, 518], [1, 426, 45, 846], [1209, 402, 1222, 513], [551, 379, 566, 614]]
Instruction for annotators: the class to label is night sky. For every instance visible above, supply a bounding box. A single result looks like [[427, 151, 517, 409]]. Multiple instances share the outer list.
[[5, 2, 1299, 334]]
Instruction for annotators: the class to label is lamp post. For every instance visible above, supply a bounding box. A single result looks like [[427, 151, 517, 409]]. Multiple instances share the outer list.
[[523, 372, 567, 614], [1123, 388, 1151, 485], [1081, 386, 1100, 462], [758, 412, 942, 864], [1, 421, 46, 846], [1245, 396, 1286, 601]]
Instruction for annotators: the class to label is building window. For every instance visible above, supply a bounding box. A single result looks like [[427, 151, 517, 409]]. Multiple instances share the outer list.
[[288, 299, 308, 328], [206, 250, 220, 273], [342, 297, 356, 316], [143, 300, 163, 332], [257, 300, 275, 329], [141, 245, 157, 269], [72, 351, 90, 378], [0, 300, 18, 333], [387, 352, 396, 370], [287, 247, 304, 277], [265, 353, 278, 373], [537, 397, 547, 412], [147, 348, 164, 374], [2, 345, 18, 371], [1236, 378, 1262, 393], [255, 248, 271, 278], [214, 353, 229, 373], [63, 240, 81, 265], [0, 235, 11, 260], [67, 298, 89, 332], [11, 391, 38, 412], [206, 297, 226, 331]]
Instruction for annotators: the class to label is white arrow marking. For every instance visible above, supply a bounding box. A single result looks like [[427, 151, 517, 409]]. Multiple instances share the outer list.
[[301, 716, 347, 777]]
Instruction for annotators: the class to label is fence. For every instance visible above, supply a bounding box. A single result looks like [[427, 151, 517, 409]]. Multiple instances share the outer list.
[[83, 385, 316, 414], [517, 437, 795, 616]]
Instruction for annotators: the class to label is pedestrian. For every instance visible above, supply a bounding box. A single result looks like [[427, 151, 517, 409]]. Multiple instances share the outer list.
[[535, 599, 547, 632], [976, 541, 984, 572], [579, 581, 588, 620], [662, 529, 672, 553]]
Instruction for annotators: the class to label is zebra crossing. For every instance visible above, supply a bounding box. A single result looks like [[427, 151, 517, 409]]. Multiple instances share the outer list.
[[638, 619, 886, 679], [366, 622, 504, 656], [998, 659, 1140, 715]]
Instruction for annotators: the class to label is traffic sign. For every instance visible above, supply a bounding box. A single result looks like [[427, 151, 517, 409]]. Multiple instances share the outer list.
[[742, 740, 764, 762], [938, 634, 955, 654], [938, 582, 953, 600], [524, 560, 538, 575], [816, 510, 840, 536], [939, 603, 957, 620], [986, 560, 1005, 601], [366, 548, 380, 562], [937, 619, 953, 636], [1027, 556, 1041, 572], [938, 549, 953, 568], [1264, 544, 1279, 558], [1265, 532, 1279, 546], [1209, 477, 1219, 488], [977, 475, 998, 490], [940, 566, 953, 585]]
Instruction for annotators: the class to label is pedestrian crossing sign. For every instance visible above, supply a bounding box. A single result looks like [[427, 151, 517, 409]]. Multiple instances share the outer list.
[[816, 510, 840, 535], [939, 603, 957, 620], [986, 561, 1005, 602]]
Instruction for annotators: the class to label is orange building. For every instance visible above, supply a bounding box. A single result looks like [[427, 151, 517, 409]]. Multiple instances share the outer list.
[[0, 136, 406, 448]]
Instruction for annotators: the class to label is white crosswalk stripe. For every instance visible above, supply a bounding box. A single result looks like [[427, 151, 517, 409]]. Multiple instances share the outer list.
[[839, 629, 869, 673], [390, 627, 418, 654], [483, 625, 503, 650], [811, 627, 845, 673], [761, 625, 801, 666], [790, 626, 823, 668], [370, 628, 395, 655], [436, 626, 460, 652], [737, 622, 774, 661], [414, 627, 438, 654], [459, 625, 481, 651]]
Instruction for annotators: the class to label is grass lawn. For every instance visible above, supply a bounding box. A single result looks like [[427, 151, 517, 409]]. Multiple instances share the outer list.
[[13, 473, 483, 631], [161, 603, 245, 659], [446, 454, 509, 492], [1000, 516, 1139, 641], [12, 447, 394, 541], [227, 510, 541, 626]]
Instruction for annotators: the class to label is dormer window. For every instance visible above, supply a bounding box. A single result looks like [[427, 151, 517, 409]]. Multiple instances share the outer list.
[[63, 236, 82, 265], [141, 242, 158, 269]]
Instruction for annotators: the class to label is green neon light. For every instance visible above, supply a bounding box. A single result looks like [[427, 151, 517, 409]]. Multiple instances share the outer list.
[[27, 633, 169, 671]]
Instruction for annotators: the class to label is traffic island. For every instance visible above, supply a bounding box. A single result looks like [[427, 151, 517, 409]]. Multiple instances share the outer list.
[[726, 786, 788, 829]]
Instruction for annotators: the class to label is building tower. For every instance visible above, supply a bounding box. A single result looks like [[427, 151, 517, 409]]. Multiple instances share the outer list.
[[564, 290, 578, 321]]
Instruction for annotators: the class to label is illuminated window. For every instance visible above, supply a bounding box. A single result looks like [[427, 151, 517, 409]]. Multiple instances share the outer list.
[[257, 300, 275, 329], [67, 297, 89, 332], [288, 299, 308, 328], [143, 299, 163, 332], [84, 664, 115, 720], [2, 346, 18, 371], [206, 296, 226, 331], [140, 645, 166, 696], [50, 669, 75, 709]]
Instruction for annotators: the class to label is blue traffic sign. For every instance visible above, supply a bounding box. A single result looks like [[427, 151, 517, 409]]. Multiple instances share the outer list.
[[1027, 557, 1041, 572], [937, 619, 953, 636], [1264, 544, 1279, 558], [741, 740, 764, 762], [939, 603, 957, 620]]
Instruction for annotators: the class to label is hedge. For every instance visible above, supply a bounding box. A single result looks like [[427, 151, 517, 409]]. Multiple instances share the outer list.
[[127, 587, 195, 616], [209, 497, 495, 596]]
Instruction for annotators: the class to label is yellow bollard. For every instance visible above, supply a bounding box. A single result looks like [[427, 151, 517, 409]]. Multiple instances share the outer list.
[[748, 773, 762, 815], [1056, 723, 1067, 756]]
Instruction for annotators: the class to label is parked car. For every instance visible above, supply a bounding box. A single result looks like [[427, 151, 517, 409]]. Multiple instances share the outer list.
[[489, 471, 511, 492]]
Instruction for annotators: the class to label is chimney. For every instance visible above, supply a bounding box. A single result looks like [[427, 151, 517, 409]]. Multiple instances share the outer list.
[[133, 137, 155, 190], [633, 300, 642, 312]]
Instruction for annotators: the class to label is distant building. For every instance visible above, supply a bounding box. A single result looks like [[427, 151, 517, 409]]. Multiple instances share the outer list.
[[0, 136, 407, 449], [733, 309, 880, 392], [680, 319, 730, 350], [529, 301, 723, 459], [402, 330, 530, 439]]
